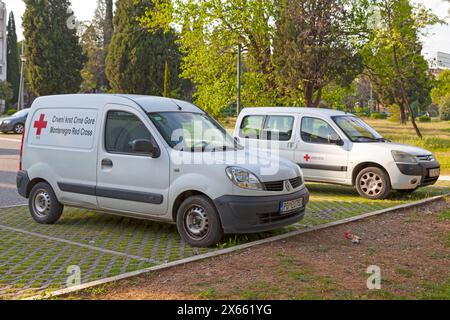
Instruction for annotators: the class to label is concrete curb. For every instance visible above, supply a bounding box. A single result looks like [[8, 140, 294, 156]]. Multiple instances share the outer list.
[[25, 193, 449, 300]]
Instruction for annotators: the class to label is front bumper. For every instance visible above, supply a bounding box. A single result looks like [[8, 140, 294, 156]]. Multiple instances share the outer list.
[[396, 160, 440, 188], [214, 187, 310, 234]]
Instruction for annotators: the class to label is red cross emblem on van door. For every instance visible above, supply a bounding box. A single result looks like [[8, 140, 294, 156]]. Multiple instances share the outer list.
[[34, 114, 48, 136], [304, 154, 311, 162]]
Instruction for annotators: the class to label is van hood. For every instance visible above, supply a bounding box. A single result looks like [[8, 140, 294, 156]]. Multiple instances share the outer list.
[[170, 148, 301, 182], [368, 142, 432, 156]]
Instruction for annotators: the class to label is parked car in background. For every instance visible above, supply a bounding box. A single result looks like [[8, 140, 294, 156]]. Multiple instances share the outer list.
[[234, 107, 441, 200], [1, 109, 29, 134]]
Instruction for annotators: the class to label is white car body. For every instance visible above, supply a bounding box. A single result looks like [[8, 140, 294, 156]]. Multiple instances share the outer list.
[[234, 107, 440, 198], [17, 95, 309, 246]]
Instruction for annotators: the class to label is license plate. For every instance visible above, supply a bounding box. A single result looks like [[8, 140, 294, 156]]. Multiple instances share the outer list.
[[429, 168, 440, 178], [280, 198, 304, 214]]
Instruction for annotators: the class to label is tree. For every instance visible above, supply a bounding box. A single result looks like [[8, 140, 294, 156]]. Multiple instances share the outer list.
[[431, 70, 450, 106], [6, 12, 20, 107], [104, 0, 114, 47], [273, 0, 368, 108], [141, 0, 278, 116], [0, 81, 13, 104], [163, 60, 169, 97], [23, 0, 84, 96], [362, 0, 439, 138], [106, 0, 182, 96], [80, 0, 112, 92]]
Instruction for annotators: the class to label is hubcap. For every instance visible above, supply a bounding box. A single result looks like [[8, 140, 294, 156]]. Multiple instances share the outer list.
[[15, 124, 24, 134], [360, 172, 384, 197], [184, 205, 209, 240], [33, 189, 51, 217]]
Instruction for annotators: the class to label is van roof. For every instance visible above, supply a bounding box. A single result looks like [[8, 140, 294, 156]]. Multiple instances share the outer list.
[[31, 94, 204, 114], [239, 107, 349, 117]]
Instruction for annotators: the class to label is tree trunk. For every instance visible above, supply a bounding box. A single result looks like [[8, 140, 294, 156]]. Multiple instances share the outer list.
[[392, 45, 422, 138], [304, 81, 314, 107], [313, 87, 322, 107]]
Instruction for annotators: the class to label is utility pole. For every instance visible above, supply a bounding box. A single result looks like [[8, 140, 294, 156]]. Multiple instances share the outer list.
[[236, 43, 241, 116], [18, 44, 25, 111]]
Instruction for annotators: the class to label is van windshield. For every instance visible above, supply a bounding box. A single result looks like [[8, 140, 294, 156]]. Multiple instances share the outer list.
[[332, 116, 386, 143], [148, 112, 240, 152]]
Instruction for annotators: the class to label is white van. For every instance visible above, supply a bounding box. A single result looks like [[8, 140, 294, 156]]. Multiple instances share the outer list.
[[234, 107, 441, 200], [17, 95, 309, 247]]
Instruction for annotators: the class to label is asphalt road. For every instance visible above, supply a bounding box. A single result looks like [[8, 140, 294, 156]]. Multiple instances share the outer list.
[[0, 134, 26, 207]]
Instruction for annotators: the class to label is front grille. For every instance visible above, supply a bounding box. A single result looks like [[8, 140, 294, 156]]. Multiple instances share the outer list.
[[416, 155, 434, 162], [263, 176, 303, 192], [263, 180, 284, 192], [289, 177, 302, 189]]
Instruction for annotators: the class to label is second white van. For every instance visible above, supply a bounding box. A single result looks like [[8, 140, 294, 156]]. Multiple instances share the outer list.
[[17, 95, 309, 247], [234, 107, 441, 200]]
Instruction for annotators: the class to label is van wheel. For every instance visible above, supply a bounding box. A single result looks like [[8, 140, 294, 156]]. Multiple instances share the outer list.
[[176, 195, 223, 247], [355, 167, 391, 200], [29, 182, 64, 224], [14, 123, 24, 134]]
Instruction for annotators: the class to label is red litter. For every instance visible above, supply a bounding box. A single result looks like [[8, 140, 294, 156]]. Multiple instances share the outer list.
[[344, 232, 362, 244]]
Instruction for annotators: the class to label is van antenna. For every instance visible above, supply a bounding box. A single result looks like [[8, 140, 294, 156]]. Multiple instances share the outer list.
[[173, 101, 183, 111]]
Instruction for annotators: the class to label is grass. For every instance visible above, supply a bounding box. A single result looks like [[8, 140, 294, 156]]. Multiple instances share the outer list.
[[219, 117, 450, 175]]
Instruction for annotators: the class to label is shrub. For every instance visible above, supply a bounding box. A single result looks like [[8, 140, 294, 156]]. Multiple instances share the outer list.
[[417, 115, 431, 122], [440, 95, 450, 121], [387, 104, 401, 122], [371, 112, 388, 120], [6, 109, 17, 116]]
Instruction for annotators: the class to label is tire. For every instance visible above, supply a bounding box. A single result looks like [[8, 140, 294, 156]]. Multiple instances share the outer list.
[[13, 123, 24, 135], [355, 167, 391, 200], [176, 195, 224, 247], [29, 182, 64, 224]]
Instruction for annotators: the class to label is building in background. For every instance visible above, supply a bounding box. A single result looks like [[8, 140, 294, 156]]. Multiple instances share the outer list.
[[0, 0, 7, 113], [430, 51, 450, 78]]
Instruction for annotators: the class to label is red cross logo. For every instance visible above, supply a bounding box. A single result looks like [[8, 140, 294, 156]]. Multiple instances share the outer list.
[[304, 154, 311, 162], [34, 114, 48, 136]]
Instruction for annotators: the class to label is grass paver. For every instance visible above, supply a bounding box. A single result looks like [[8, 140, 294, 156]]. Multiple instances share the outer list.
[[0, 181, 448, 299]]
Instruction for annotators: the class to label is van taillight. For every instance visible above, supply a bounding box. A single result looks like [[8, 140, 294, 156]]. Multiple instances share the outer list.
[[19, 127, 25, 171]]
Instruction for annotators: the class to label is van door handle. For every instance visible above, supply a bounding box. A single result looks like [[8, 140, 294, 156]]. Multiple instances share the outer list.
[[101, 159, 113, 168]]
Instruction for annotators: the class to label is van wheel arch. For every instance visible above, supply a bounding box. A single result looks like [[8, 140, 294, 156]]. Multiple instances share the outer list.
[[172, 190, 218, 222], [352, 162, 391, 186], [26, 178, 48, 198]]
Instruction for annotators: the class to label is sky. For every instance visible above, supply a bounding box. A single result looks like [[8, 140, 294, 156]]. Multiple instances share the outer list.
[[3, 0, 450, 60]]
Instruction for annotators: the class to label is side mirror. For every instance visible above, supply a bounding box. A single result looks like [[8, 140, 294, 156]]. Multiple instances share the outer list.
[[329, 133, 344, 146], [130, 139, 160, 158]]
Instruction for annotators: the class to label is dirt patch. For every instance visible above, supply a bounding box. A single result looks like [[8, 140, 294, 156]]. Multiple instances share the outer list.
[[70, 198, 450, 300]]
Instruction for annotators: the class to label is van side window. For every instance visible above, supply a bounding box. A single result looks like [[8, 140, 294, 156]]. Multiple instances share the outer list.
[[239, 115, 265, 139], [262, 116, 294, 141], [301, 117, 339, 144], [105, 111, 153, 155]]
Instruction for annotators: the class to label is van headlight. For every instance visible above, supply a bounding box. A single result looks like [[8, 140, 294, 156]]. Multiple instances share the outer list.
[[391, 151, 418, 164], [2, 120, 11, 124], [226, 167, 263, 191]]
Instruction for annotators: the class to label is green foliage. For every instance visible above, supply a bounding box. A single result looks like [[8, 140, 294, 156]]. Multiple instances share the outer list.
[[388, 104, 402, 122], [440, 94, 450, 121], [371, 112, 388, 120], [106, 0, 182, 96], [141, 0, 278, 116], [6, 108, 17, 116], [431, 70, 450, 106], [321, 82, 357, 111], [362, 0, 438, 128], [417, 115, 431, 122], [6, 12, 20, 106], [0, 81, 13, 103], [273, 0, 367, 107], [23, 0, 84, 96], [80, 0, 112, 92]]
